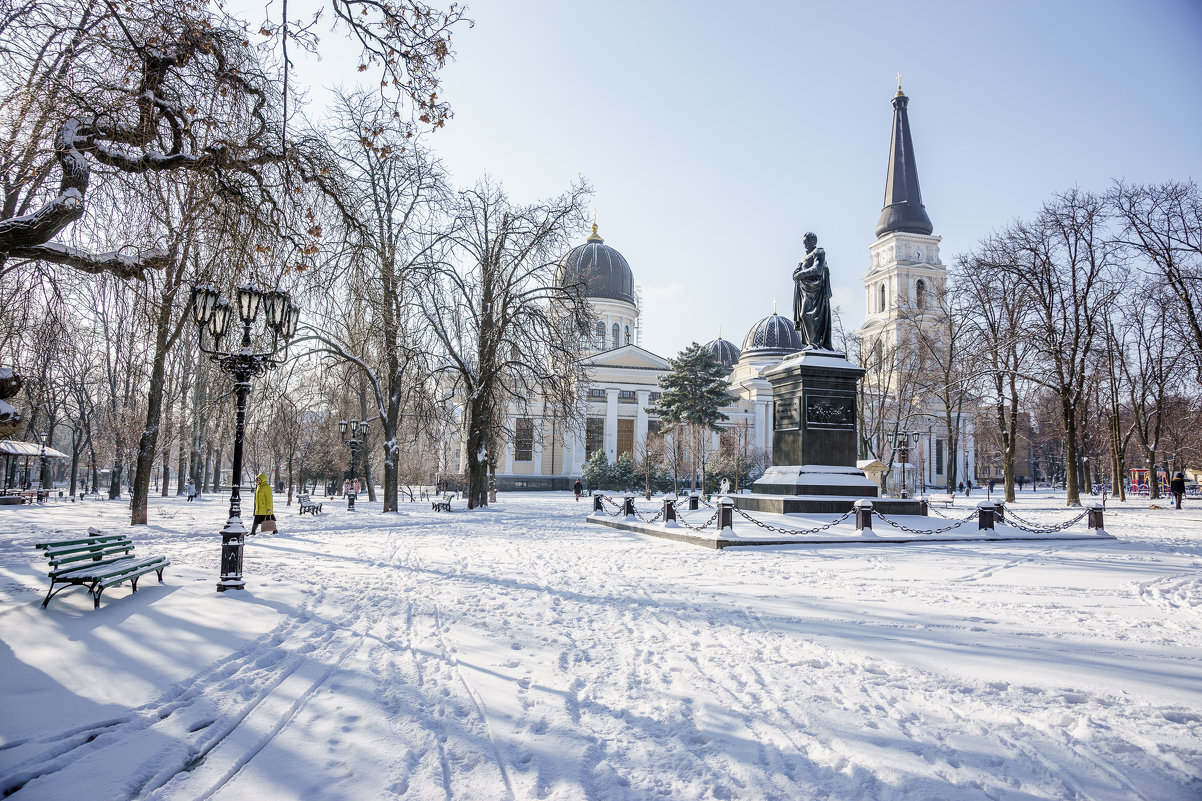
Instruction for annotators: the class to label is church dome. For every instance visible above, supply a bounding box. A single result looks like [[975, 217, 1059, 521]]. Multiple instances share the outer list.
[[740, 312, 802, 358], [558, 225, 635, 305], [704, 336, 741, 372]]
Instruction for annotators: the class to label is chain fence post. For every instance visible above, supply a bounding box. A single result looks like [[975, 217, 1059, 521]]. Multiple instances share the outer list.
[[854, 499, 874, 535], [662, 498, 677, 527], [592, 492, 603, 514], [920, 496, 929, 516], [688, 491, 700, 511], [718, 496, 734, 533], [977, 501, 995, 532], [995, 502, 1005, 525], [1088, 504, 1105, 534], [623, 493, 636, 519]]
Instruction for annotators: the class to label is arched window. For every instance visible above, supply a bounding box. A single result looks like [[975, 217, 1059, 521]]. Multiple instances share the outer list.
[[878, 283, 886, 312], [624, 325, 631, 345], [915, 279, 927, 310], [612, 323, 620, 349]]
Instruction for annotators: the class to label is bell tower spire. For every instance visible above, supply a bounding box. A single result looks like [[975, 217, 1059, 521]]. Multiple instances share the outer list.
[[874, 82, 933, 237]]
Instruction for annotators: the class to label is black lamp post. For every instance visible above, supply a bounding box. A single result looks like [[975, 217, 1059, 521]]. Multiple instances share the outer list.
[[892, 430, 913, 499], [191, 283, 300, 592], [339, 418, 369, 509]]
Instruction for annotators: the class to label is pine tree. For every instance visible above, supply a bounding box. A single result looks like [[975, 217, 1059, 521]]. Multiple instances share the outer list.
[[649, 343, 731, 492]]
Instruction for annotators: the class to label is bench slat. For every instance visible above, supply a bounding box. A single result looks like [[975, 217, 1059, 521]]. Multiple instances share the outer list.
[[96, 559, 170, 588], [48, 555, 138, 579], [46, 544, 135, 566], [52, 557, 167, 584], [36, 535, 130, 551]]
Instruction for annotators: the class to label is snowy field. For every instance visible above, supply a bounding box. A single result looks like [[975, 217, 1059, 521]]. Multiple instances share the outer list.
[[0, 489, 1199, 800]]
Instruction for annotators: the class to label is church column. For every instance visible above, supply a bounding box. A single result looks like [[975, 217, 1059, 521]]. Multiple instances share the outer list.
[[532, 422, 544, 476], [605, 388, 618, 461], [754, 400, 769, 451], [636, 390, 650, 449]]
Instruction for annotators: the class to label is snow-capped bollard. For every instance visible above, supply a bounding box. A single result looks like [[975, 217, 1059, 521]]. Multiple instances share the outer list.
[[662, 498, 677, 527], [1088, 504, 1105, 534], [919, 496, 929, 516], [688, 491, 700, 511], [977, 501, 996, 531], [592, 492, 603, 514], [623, 493, 636, 519], [854, 499, 874, 532], [717, 496, 734, 533]]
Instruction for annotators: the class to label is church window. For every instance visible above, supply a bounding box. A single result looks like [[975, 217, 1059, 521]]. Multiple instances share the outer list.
[[594, 321, 605, 349], [618, 390, 637, 403], [935, 439, 944, 474], [612, 323, 620, 349], [915, 279, 927, 310], [515, 418, 534, 462], [585, 417, 605, 459], [650, 391, 662, 402], [647, 419, 662, 436], [625, 325, 631, 345], [588, 388, 606, 400], [878, 283, 886, 311], [617, 419, 634, 458]]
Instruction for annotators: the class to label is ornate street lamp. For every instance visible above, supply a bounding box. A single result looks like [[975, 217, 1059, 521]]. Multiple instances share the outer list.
[[191, 283, 300, 592], [891, 430, 913, 499], [339, 418, 370, 510]]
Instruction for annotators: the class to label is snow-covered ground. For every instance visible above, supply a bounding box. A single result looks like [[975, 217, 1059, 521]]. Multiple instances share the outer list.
[[0, 489, 1199, 800]]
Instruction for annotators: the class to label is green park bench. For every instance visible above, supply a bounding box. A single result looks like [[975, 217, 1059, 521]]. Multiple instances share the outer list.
[[297, 493, 322, 515], [35, 529, 169, 610], [432, 493, 453, 512]]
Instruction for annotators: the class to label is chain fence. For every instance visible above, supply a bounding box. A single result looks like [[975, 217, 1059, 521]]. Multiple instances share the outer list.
[[874, 508, 979, 535], [733, 507, 855, 536], [1001, 507, 1091, 534], [676, 508, 719, 531]]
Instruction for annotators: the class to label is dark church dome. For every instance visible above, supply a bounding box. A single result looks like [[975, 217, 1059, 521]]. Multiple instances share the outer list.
[[558, 225, 635, 305], [704, 336, 741, 372], [741, 312, 802, 358]]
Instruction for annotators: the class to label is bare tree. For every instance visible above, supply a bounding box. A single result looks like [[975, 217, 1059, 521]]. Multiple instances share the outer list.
[[990, 189, 1119, 506], [957, 242, 1037, 501], [420, 178, 591, 508]]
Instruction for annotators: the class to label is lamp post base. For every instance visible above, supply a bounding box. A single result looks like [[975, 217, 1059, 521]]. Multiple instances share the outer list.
[[219, 520, 246, 592]]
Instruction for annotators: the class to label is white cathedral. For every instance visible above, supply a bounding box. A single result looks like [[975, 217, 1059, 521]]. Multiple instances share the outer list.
[[490, 85, 974, 492]]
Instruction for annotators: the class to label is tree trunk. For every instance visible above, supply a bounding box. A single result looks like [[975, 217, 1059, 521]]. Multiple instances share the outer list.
[[1062, 395, 1082, 507], [109, 453, 122, 499]]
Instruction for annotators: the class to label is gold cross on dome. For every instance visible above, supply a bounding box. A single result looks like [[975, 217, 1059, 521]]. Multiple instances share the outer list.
[[896, 72, 902, 90]]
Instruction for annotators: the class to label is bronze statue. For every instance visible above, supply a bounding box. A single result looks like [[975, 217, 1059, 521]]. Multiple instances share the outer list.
[[792, 231, 833, 350]]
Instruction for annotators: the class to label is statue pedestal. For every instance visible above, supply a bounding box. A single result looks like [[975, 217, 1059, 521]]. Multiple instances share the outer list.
[[739, 349, 923, 515], [762, 349, 862, 468]]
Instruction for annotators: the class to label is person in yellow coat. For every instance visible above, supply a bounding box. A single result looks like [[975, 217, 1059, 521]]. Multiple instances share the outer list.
[[250, 472, 274, 535]]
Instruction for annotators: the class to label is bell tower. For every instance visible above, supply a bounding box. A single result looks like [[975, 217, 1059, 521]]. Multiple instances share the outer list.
[[860, 82, 947, 351]]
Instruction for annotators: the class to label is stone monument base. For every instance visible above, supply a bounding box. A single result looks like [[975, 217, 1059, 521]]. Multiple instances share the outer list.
[[736, 464, 923, 516]]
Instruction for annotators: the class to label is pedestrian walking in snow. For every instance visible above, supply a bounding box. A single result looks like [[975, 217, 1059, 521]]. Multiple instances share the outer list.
[[186, 478, 197, 502], [965, 479, 973, 497], [250, 473, 275, 534], [1171, 472, 1186, 510], [573, 479, 583, 501]]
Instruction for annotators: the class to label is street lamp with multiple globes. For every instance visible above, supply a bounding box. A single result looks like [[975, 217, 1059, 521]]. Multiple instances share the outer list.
[[191, 283, 300, 592], [338, 418, 369, 510], [891, 430, 921, 499]]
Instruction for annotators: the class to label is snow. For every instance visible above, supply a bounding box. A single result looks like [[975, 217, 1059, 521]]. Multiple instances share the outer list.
[[1, 490, 1200, 800]]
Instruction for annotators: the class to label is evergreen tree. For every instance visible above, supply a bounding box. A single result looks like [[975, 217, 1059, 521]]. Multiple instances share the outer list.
[[649, 343, 731, 491]]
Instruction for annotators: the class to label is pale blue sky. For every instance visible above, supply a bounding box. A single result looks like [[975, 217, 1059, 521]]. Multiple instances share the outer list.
[[286, 0, 1202, 357]]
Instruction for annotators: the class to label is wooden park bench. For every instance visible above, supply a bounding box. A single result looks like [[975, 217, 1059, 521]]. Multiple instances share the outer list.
[[297, 493, 322, 515], [929, 493, 956, 509], [35, 529, 169, 610], [432, 493, 453, 512]]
